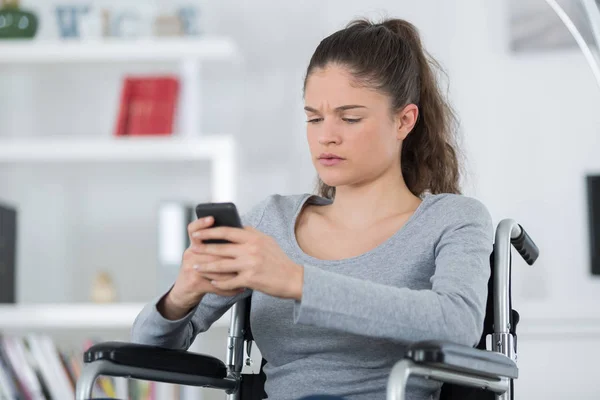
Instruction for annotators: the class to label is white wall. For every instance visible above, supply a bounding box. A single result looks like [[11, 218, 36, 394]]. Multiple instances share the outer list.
[[1, 0, 599, 398], [443, 2, 600, 398]]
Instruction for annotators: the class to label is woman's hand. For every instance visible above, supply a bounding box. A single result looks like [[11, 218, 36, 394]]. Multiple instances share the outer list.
[[159, 216, 245, 320], [191, 226, 304, 300]]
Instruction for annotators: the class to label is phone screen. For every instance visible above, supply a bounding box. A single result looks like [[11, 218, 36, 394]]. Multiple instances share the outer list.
[[194, 202, 242, 243]]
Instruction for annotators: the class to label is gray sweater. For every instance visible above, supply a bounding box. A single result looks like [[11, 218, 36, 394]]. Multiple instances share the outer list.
[[131, 193, 493, 400]]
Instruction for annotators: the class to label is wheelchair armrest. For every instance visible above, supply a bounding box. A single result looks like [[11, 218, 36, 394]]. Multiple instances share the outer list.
[[84, 341, 227, 379], [404, 341, 518, 379]]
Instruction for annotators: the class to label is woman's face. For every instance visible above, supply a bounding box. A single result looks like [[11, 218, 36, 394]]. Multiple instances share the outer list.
[[304, 64, 417, 189]]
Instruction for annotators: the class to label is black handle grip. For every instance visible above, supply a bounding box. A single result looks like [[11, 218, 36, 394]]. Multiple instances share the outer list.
[[511, 224, 539, 265]]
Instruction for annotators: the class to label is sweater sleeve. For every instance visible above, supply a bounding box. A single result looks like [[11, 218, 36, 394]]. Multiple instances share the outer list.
[[293, 197, 493, 347], [130, 196, 270, 350]]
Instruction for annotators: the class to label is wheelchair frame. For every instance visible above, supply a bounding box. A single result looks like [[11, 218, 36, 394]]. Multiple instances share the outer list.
[[387, 219, 537, 400], [76, 218, 538, 400]]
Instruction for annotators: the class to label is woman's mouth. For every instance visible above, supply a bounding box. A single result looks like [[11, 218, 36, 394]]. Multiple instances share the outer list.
[[318, 157, 344, 166]]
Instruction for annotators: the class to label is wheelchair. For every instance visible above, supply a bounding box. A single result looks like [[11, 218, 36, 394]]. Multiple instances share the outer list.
[[76, 218, 539, 400]]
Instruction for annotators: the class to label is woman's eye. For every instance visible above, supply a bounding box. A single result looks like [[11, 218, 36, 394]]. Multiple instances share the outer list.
[[343, 118, 361, 124], [306, 118, 323, 124]]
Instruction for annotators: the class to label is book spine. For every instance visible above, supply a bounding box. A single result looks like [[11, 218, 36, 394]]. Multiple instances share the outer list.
[[0, 202, 17, 304], [114, 77, 135, 136]]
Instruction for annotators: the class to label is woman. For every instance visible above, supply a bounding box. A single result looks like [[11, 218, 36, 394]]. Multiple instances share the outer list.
[[132, 17, 493, 400]]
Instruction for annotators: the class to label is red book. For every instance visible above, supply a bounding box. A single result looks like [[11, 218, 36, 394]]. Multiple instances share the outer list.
[[114, 76, 180, 136]]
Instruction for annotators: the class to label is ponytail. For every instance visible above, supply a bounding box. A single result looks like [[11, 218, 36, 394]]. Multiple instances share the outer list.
[[383, 19, 462, 196]]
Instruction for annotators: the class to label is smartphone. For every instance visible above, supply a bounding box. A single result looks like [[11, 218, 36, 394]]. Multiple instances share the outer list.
[[194, 202, 243, 244]]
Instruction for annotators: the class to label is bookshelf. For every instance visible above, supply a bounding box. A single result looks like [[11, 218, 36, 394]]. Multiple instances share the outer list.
[[0, 303, 231, 330], [0, 34, 243, 400], [0, 36, 241, 309]]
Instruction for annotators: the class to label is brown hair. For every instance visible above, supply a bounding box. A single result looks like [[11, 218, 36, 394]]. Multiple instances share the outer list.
[[304, 18, 462, 199]]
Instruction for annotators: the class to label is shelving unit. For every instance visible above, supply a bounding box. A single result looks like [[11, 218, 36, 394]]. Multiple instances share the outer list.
[[0, 303, 230, 330], [0, 36, 241, 324], [0, 32, 243, 400]]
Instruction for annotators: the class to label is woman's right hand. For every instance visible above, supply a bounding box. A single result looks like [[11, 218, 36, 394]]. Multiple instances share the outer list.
[[158, 216, 244, 320]]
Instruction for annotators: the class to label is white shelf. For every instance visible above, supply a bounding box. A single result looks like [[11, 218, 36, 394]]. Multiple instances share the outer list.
[[0, 135, 233, 163], [0, 37, 239, 63], [0, 303, 231, 330], [0, 135, 238, 202]]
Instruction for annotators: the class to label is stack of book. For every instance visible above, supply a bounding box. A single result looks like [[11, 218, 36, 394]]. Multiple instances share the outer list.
[[0, 334, 182, 399]]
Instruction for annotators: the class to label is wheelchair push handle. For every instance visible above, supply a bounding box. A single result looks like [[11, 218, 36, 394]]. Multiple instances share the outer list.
[[511, 224, 539, 265]]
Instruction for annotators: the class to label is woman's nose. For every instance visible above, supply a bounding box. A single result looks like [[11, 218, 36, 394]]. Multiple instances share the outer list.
[[318, 123, 341, 145]]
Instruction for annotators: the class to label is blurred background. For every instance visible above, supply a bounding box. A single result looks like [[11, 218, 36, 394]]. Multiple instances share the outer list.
[[0, 0, 599, 399]]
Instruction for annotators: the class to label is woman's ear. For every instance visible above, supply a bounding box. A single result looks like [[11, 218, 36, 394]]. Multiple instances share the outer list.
[[396, 104, 419, 140]]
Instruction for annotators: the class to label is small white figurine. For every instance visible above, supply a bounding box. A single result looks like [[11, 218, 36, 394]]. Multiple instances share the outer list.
[[91, 271, 117, 303]]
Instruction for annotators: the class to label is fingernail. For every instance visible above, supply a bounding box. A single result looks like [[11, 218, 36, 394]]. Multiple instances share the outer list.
[[192, 231, 201, 238], [203, 216, 212, 222]]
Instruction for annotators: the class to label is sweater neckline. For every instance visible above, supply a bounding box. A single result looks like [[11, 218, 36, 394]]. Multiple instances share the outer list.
[[288, 192, 432, 265]]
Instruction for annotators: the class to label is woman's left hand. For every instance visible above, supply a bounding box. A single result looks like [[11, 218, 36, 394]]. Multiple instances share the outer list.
[[190, 226, 304, 300]]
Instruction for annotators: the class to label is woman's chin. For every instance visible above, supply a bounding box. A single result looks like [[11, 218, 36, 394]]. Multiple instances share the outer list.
[[317, 175, 347, 188], [314, 164, 351, 187]]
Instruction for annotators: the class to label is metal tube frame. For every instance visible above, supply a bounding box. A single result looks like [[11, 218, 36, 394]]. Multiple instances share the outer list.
[[493, 219, 522, 342], [226, 299, 248, 400], [492, 219, 522, 400], [387, 360, 511, 400]]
